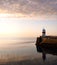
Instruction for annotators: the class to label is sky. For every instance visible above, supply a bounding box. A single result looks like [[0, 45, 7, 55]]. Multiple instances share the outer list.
[[0, 0, 57, 37]]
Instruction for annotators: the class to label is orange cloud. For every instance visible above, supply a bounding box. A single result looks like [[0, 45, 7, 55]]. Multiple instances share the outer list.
[[0, 0, 57, 19]]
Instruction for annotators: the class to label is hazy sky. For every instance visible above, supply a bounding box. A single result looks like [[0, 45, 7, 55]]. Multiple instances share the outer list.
[[0, 0, 57, 37]]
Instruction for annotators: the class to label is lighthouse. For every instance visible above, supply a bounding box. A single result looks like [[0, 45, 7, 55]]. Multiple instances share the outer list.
[[42, 29, 46, 37]]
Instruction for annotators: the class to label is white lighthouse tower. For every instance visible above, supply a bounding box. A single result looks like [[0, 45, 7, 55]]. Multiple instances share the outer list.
[[42, 29, 46, 37]]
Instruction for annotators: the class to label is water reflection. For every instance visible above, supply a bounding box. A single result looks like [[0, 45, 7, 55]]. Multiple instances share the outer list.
[[36, 45, 57, 61]]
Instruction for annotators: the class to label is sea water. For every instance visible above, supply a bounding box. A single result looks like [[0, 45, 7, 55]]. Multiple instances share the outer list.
[[0, 37, 57, 65]]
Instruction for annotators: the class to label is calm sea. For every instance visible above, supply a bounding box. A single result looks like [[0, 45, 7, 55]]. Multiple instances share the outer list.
[[0, 37, 57, 65]]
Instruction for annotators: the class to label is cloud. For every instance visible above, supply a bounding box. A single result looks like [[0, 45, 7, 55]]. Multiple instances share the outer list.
[[0, 0, 57, 18]]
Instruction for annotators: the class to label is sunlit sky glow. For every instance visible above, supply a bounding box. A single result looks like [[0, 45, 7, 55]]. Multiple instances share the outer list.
[[0, 0, 57, 37], [0, 17, 57, 38]]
